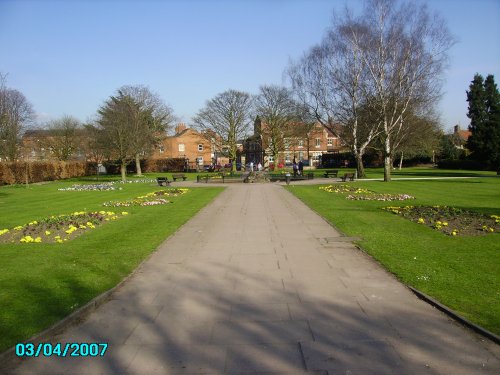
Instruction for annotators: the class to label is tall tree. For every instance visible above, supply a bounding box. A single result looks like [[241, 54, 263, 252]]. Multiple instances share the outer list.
[[467, 74, 500, 170], [287, 4, 386, 178], [118, 85, 175, 176], [43, 115, 82, 161], [0, 74, 35, 161], [466, 74, 486, 158], [484, 75, 500, 170], [290, 0, 453, 181], [359, 0, 453, 181], [194, 90, 252, 172], [97, 92, 141, 181], [82, 122, 109, 176], [253, 85, 300, 167]]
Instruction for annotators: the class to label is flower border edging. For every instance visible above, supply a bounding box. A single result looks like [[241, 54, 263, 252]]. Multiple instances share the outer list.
[[408, 286, 500, 345]]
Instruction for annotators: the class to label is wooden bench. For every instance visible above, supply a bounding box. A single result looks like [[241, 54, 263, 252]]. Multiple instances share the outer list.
[[172, 173, 187, 181], [196, 174, 210, 183], [222, 175, 242, 183], [268, 173, 287, 181], [341, 172, 355, 182], [323, 170, 339, 178], [156, 177, 171, 186]]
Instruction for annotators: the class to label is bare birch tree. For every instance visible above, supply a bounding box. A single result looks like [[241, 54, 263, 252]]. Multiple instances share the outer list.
[[359, 0, 454, 181], [288, 13, 381, 178], [289, 0, 453, 180], [193, 90, 252, 173]]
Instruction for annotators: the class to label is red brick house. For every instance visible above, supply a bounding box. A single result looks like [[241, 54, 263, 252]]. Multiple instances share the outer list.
[[245, 118, 348, 167]]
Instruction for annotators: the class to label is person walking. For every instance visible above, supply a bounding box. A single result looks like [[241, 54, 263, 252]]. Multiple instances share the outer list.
[[298, 160, 304, 176], [293, 159, 298, 177]]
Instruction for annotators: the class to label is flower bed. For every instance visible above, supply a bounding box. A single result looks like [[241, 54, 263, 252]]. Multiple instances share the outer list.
[[138, 188, 188, 198], [117, 179, 156, 184], [103, 188, 189, 207], [58, 183, 121, 191], [320, 184, 371, 194], [320, 184, 413, 201], [0, 211, 128, 244], [346, 193, 415, 201], [383, 205, 499, 236]]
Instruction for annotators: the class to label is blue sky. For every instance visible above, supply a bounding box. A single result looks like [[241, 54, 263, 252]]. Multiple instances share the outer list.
[[1, 0, 499, 132]]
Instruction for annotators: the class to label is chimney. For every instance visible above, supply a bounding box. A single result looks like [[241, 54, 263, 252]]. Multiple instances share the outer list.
[[175, 123, 187, 134], [454, 124, 459, 133]]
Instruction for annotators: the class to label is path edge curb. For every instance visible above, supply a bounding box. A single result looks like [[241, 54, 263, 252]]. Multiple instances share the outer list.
[[408, 286, 499, 345]]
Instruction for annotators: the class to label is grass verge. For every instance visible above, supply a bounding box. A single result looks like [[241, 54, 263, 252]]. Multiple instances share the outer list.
[[286, 177, 500, 334], [0, 180, 223, 352]]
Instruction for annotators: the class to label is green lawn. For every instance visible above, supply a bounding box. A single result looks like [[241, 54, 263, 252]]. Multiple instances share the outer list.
[[306, 166, 497, 179], [0, 179, 223, 352], [287, 177, 500, 334]]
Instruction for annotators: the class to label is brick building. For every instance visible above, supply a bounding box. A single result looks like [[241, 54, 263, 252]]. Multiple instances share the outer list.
[[151, 123, 225, 169], [245, 118, 347, 168]]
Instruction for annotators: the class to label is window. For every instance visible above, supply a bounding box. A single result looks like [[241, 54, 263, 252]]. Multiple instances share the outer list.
[[315, 138, 321, 147], [298, 140, 304, 147], [198, 144, 203, 152], [327, 138, 333, 146], [159, 146, 164, 154], [178, 143, 185, 152]]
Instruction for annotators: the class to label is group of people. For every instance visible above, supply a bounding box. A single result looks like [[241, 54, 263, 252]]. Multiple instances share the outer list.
[[248, 159, 305, 175], [248, 161, 263, 172]]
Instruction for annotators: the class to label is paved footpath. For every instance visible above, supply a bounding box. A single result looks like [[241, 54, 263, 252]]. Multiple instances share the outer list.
[[5, 183, 500, 374]]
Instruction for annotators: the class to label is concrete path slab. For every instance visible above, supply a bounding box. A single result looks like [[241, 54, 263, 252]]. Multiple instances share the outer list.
[[3, 183, 499, 374]]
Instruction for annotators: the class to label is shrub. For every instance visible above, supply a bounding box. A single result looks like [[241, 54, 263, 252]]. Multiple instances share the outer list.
[[0, 161, 92, 185], [437, 159, 485, 170]]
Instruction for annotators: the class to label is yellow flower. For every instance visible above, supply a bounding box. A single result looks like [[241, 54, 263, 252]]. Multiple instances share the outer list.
[[14, 226, 24, 231], [20, 236, 34, 243], [34, 237, 42, 243], [45, 230, 51, 235], [0, 229, 9, 236], [417, 218, 425, 224], [121, 212, 129, 215]]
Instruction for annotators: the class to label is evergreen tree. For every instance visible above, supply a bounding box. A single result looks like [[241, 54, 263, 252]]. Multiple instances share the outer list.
[[466, 74, 500, 169], [466, 74, 486, 156], [483, 75, 500, 169]]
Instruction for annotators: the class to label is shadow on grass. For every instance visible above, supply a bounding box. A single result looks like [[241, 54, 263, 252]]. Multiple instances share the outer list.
[[390, 171, 493, 178]]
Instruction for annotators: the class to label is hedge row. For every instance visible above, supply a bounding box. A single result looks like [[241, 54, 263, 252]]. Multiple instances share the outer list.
[[436, 159, 485, 170], [0, 158, 188, 185], [101, 158, 186, 174], [0, 161, 94, 185]]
